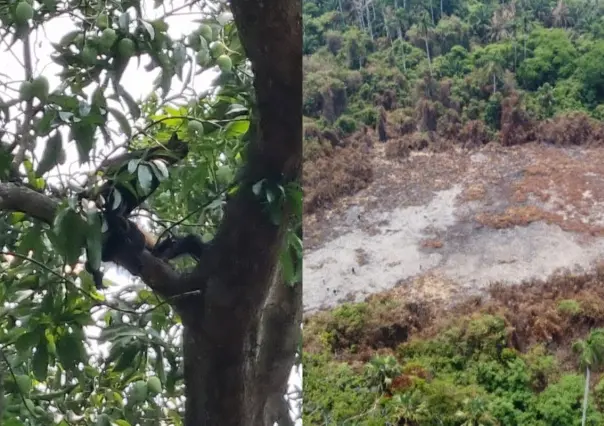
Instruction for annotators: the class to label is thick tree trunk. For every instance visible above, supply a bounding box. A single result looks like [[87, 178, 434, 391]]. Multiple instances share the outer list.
[[177, 0, 302, 425]]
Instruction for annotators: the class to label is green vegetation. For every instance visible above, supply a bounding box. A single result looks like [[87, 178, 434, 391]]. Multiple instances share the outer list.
[[304, 268, 604, 424], [303, 0, 604, 214], [305, 323, 604, 425]]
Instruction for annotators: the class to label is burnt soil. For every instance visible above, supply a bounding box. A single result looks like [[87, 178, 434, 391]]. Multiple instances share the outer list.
[[304, 143, 604, 313]]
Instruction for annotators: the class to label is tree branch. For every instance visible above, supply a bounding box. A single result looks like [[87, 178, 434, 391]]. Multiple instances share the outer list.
[[0, 183, 58, 222], [0, 183, 186, 298]]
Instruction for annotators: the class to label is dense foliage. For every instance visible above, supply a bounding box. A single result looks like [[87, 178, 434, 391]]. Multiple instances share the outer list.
[[305, 313, 604, 425], [303, 267, 604, 425]]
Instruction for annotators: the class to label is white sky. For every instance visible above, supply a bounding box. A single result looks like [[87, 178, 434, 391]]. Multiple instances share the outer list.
[[0, 1, 302, 424]]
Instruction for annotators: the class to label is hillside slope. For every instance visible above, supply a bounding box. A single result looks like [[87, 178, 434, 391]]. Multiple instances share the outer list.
[[303, 0, 604, 424]]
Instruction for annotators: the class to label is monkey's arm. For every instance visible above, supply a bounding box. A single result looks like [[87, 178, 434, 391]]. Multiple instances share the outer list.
[[152, 234, 207, 262]]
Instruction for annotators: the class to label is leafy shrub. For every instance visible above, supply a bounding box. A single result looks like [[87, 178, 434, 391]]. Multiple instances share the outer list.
[[354, 107, 378, 127], [558, 299, 583, 317], [303, 352, 377, 424], [523, 344, 560, 391], [324, 30, 343, 55], [335, 114, 357, 135]]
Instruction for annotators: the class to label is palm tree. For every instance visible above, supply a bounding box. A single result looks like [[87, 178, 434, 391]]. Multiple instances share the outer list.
[[573, 329, 604, 426], [482, 60, 504, 94], [393, 392, 427, 425], [419, 11, 434, 76], [488, 6, 514, 42], [552, 0, 571, 28], [455, 396, 499, 426], [519, 12, 533, 60]]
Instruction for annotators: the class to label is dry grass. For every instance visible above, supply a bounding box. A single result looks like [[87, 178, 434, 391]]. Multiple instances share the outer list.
[[355, 248, 370, 266], [475, 205, 560, 229], [460, 183, 487, 202], [419, 238, 444, 249], [304, 142, 373, 214], [496, 146, 604, 235], [304, 265, 604, 366]]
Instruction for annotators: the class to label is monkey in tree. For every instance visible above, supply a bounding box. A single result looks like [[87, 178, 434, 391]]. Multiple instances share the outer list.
[[82, 133, 207, 289]]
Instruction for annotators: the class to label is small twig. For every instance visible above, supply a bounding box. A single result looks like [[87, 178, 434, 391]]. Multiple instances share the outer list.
[[2, 251, 140, 315], [0, 347, 38, 419]]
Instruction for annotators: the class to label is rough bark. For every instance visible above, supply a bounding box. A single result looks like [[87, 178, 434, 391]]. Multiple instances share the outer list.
[[176, 0, 302, 424]]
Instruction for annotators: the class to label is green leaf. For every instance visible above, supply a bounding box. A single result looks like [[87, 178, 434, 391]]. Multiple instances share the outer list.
[[71, 122, 96, 163], [15, 374, 32, 394], [226, 104, 248, 116], [280, 248, 295, 285], [286, 182, 303, 218], [53, 209, 86, 265], [36, 109, 57, 136], [153, 344, 166, 384], [119, 12, 130, 31], [110, 189, 123, 211], [0, 146, 13, 179], [215, 165, 233, 185], [127, 159, 140, 174], [173, 43, 187, 77], [108, 107, 132, 138], [150, 159, 169, 181], [78, 100, 91, 117], [15, 330, 40, 354], [252, 179, 264, 196], [10, 211, 26, 224], [224, 119, 250, 137], [96, 414, 111, 426], [56, 331, 87, 372], [116, 85, 141, 119], [36, 131, 64, 176], [137, 164, 154, 194], [159, 69, 173, 98], [113, 344, 141, 372], [32, 338, 49, 381], [58, 111, 73, 122], [92, 87, 107, 108], [265, 188, 276, 204]]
